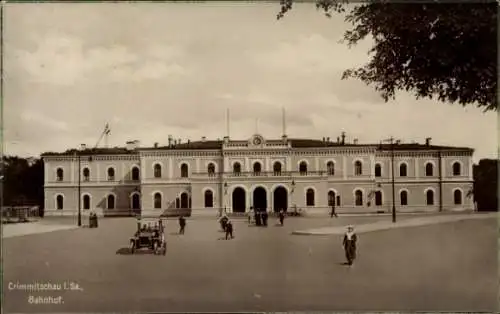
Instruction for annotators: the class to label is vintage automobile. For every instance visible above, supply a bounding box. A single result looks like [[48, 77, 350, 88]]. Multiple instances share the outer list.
[[130, 218, 166, 255]]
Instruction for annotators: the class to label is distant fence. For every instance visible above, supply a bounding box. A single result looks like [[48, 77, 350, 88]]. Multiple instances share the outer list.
[[2, 206, 40, 223]]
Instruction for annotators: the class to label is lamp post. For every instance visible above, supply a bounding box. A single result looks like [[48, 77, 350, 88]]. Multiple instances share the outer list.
[[223, 182, 228, 214], [291, 179, 295, 212], [383, 137, 397, 223], [76, 152, 82, 227]]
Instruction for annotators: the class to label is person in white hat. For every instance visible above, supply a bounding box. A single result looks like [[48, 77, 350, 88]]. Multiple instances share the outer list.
[[342, 225, 357, 266]]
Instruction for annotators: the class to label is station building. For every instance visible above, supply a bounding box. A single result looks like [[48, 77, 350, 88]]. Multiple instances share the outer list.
[[41, 133, 474, 217]]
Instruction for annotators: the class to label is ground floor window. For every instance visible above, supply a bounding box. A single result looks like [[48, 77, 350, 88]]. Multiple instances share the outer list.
[[56, 195, 64, 210], [204, 190, 213, 208]]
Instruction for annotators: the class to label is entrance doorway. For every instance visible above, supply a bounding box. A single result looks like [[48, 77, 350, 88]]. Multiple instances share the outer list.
[[232, 187, 246, 212], [132, 193, 140, 210], [253, 187, 267, 211], [273, 186, 288, 212]]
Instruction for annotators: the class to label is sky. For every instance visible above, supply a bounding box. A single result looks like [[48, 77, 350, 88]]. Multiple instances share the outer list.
[[3, 2, 498, 161]]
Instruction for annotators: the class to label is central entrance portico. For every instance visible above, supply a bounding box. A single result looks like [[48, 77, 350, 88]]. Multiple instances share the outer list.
[[253, 187, 267, 211], [273, 186, 288, 212]]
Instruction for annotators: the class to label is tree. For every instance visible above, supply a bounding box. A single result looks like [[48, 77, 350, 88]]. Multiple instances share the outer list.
[[278, 0, 497, 111], [473, 159, 498, 211], [2, 156, 44, 208]]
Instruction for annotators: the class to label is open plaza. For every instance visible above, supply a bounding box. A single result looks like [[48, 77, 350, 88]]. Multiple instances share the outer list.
[[2, 213, 498, 313]]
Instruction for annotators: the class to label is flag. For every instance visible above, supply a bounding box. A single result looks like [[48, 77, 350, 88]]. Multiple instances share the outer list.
[[104, 123, 111, 135]]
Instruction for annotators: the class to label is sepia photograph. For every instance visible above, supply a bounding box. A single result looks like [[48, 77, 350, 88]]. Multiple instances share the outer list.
[[1, 1, 498, 313]]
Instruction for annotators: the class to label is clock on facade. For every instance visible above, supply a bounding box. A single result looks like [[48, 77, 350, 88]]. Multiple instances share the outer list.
[[253, 137, 262, 145]]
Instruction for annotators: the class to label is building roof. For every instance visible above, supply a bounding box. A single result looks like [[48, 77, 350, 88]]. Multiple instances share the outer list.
[[40, 138, 474, 157]]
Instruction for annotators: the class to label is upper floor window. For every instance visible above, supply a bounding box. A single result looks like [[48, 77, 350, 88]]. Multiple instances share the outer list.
[[83, 168, 90, 181], [273, 162, 282, 176], [327, 161, 335, 176], [253, 162, 262, 175], [425, 163, 434, 176], [207, 163, 216, 176], [154, 164, 162, 178], [131, 167, 140, 181], [399, 163, 407, 177], [375, 164, 382, 177], [107, 167, 115, 181], [354, 161, 363, 176], [306, 188, 315, 206], [233, 162, 241, 176], [180, 163, 189, 178], [299, 162, 308, 175], [56, 168, 64, 181], [452, 162, 461, 176]]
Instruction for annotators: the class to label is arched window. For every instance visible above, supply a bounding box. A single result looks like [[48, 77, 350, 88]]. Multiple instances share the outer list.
[[107, 194, 115, 209], [131, 193, 140, 210], [454, 189, 462, 205], [83, 168, 90, 181], [233, 162, 241, 176], [327, 161, 335, 176], [204, 190, 213, 208], [83, 194, 90, 210], [154, 164, 162, 178], [107, 167, 115, 181], [56, 168, 64, 181], [306, 188, 315, 206], [154, 193, 162, 209], [273, 162, 282, 176], [299, 162, 308, 175], [131, 167, 140, 181], [400, 190, 408, 206], [452, 162, 461, 176], [207, 163, 216, 177], [375, 191, 383, 206], [56, 195, 64, 210], [426, 190, 434, 205], [253, 162, 262, 175], [328, 190, 336, 206], [375, 164, 382, 177], [399, 163, 407, 177], [180, 193, 189, 208], [425, 163, 434, 176], [354, 161, 362, 176], [355, 190, 363, 206], [180, 163, 189, 178]]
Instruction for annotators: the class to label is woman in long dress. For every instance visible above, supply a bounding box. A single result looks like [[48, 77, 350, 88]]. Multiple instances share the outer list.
[[343, 225, 357, 265]]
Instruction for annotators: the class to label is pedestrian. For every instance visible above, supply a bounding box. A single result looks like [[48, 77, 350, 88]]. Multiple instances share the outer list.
[[248, 207, 253, 225], [219, 214, 229, 231], [178, 215, 186, 235], [279, 209, 285, 226], [262, 210, 268, 227], [342, 225, 357, 266], [330, 204, 338, 218], [225, 219, 234, 240]]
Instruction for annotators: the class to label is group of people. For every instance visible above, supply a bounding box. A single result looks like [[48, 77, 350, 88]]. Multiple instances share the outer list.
[[246, 207, 286, 226]]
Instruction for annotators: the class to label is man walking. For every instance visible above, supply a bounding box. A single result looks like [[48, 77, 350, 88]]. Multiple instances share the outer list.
[[178, 215, 186, 235], [342, 225, 357, 266], [225, 219, 234, 240], [330, 204, 338, 218], [278, 209, 285, 226]]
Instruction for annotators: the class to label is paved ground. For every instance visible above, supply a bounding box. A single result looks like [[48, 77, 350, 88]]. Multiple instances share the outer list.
[[2, 215, 498, 312]]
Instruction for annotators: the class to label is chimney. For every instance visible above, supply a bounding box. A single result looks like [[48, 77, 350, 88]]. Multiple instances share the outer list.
[[168, 135, 173, 147], [337, 137, 340, 144], [322, 137, 325, 142], [326, 137, 330, 142], [425, 137, 432, 146], [154, 142, 158, 148], [353, 138, 358, 145], [80, 144, 87, 150], [187, 139, 190, 144], [341, 132, 346, 145], [201, 136, 206, 142]]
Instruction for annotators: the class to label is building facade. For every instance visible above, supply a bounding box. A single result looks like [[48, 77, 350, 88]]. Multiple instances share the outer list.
[[41, 134, 475, 217]]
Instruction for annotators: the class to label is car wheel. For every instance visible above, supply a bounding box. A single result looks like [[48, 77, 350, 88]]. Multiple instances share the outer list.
[[153, 241, 159, 254]]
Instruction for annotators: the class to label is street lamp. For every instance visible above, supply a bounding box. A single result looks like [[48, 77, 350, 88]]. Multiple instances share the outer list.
[[383, 137, 397, 223], [291, 179, 295, 212], [223, 182, 228, 214]]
